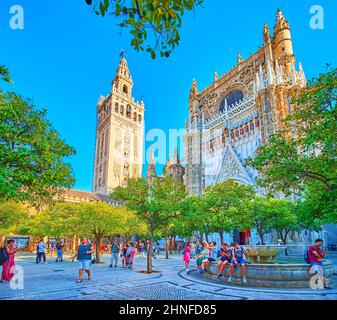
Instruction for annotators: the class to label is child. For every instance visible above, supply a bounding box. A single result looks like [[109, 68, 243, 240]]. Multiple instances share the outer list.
[[183, 242, 191, 272], [196, 242, 208, 272]]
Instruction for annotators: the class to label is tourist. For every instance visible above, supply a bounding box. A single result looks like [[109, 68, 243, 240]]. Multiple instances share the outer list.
[[0, 240, 18, 283], [121, 242, 128, 268], [183, 241, 191, 272], [177, 242, 181, 255], [36, 239, 46, 264], [190, 242, 197, 259], [229, 242, 250, 284], [127, 242, 136, 269], [201, 241, 218, 273], [72, 238, 94, 283], [137, 242, 142, 257], [216, 243, 232, 279], [153, 242, 159, 259], [100, 242, 105, 256], [109, 239, 120, 268], [50, 242, 55, 257], [55, 239, 64, 262], [141, 243, 146, 258], [196, 242, 208, 272], [308, 239, 332, 289]]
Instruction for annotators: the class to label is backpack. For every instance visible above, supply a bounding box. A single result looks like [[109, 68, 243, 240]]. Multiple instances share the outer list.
[[304, 250, 310, 264], [0, 247, 9, 266]]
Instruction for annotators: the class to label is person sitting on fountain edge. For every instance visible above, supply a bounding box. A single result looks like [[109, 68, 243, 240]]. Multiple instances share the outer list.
[[308, 239, 332, 290], [216, 243, 232, 279], [200, 241, 218, 274], [229, 242, 250, 284]]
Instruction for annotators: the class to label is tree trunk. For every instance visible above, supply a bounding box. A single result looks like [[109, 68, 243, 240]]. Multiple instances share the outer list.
[[259, 232, 264, 245], [72, 235, 77, 255], [204, 231, 209, 243], [165, 237, 169, 259], [147, 223, 154, 273], [219, 227, 224, 245], [95, 235, 102, 263]]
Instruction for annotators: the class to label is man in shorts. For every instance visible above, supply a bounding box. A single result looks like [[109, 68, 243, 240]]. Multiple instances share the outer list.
[[216, 243, 232, 279], [72, 238, 94, 283], [308, 239, 332, 289], [229, 242, 250, 283]]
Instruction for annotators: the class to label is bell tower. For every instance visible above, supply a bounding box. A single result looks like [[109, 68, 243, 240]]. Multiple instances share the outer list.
[[93, 54, 144, 195]]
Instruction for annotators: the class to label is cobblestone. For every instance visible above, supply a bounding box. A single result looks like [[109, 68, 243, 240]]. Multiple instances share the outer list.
[[0, 253, 336, 300]]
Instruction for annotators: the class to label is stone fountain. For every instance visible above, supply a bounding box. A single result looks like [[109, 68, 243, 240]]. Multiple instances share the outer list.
[[199, 245, 335, 288], [246, 245, 285, 263]]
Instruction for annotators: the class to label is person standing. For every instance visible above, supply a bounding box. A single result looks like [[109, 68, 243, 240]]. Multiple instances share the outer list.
[[109, 239, 120, 268], [121, 242, 128, 268], [36, 239, 46, 264], [141, 243, 146, 258], [308, 239, 332, 289], [50, 242, 55, 257], [0, 240, 17, 283], [55, 240, 64, 262], [183, 242, 191, 272], [127, 242, 136, 269], [72, 238, 94, 283]]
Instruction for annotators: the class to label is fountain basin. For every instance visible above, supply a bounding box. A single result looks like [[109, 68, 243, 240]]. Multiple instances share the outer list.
[[203, 260, 334, 288], [245, 245, 285, 263]]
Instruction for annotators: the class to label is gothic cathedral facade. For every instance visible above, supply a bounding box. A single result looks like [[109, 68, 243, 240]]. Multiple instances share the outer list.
[[184, 9, 307, 195], [93, 54, 144, 195]]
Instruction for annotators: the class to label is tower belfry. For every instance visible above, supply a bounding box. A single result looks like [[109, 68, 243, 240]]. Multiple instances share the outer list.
[[93, 54, 145, 195]]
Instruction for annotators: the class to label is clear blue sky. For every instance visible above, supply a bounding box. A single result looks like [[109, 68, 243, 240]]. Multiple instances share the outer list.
[[1, 0, 336, 192]]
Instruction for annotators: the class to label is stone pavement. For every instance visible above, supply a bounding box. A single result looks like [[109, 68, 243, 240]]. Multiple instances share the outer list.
[[0, 252, 336, 300]]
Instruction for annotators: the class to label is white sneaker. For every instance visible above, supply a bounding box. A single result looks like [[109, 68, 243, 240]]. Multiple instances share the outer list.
[[228, 277, 232, 282], [242, 277, 247, 283], [186, 269, 189, 272]]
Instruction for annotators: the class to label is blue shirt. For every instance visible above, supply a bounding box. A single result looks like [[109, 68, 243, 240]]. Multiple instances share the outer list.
[[77, 244, 92, 260]]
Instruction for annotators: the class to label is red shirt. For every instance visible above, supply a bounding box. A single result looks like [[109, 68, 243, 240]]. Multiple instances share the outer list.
[[308, 245, 323, 264]]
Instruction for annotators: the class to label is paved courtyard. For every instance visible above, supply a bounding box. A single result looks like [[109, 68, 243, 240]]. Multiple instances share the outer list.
[[0, 252, 336, 300]]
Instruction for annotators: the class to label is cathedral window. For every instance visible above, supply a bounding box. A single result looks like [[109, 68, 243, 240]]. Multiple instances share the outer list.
[[138, 114, 142, 123], [133, 112, 137, 122], [126, 105, 131, 119], [115, 103, 119, 112], [120, 105, 124, 115], [219, 90, 244, 112]]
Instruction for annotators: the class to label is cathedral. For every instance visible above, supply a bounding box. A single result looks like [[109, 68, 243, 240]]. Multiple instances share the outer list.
[[182, 9, 331, 246], [184, 9, 306, 196], [93, 53, 144, 195]]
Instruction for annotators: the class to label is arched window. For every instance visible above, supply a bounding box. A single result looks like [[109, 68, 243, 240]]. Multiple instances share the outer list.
[[126, 105, 131, 119], [138, 114, 142, 123], [120, 105, 124, 115], [219, 90, 244, 112], [115, 103, 119, 113], [123, 85, 128, 95], [133, 112, 137, 122]]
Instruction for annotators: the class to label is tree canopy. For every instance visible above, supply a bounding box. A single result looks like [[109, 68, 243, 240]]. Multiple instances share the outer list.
[[247, 67, 337, 224], [85, 0, 204, 59], [0, 66, 76, 208]]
